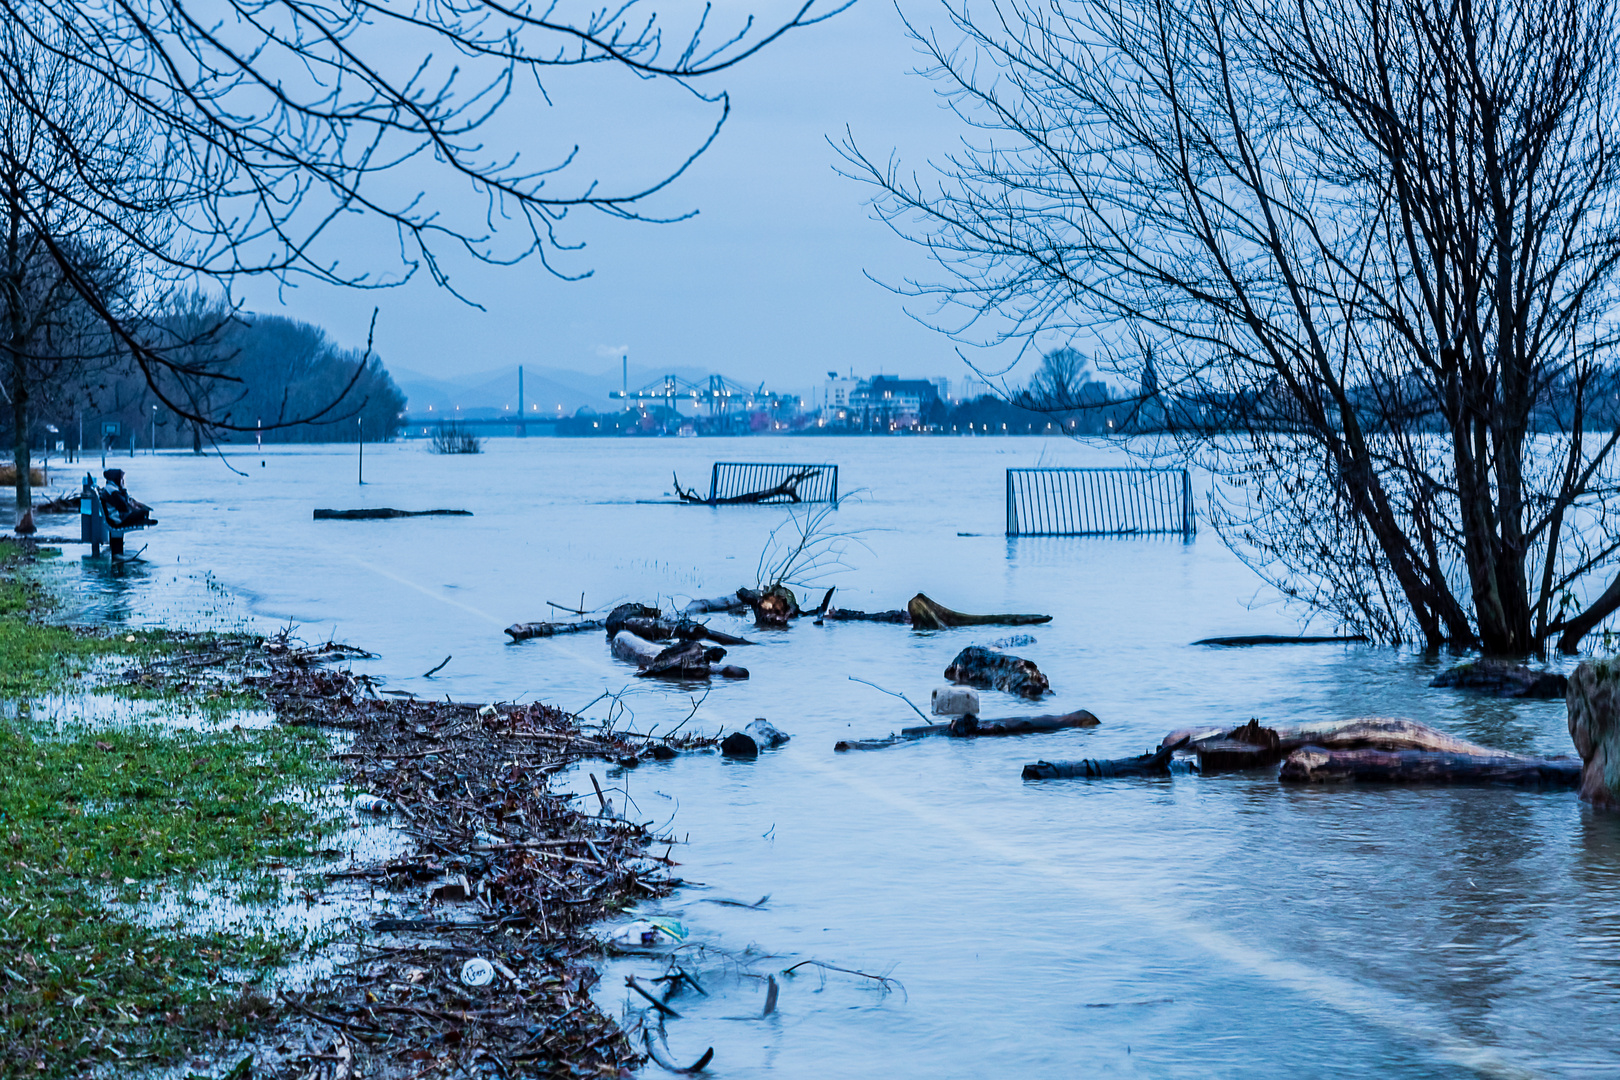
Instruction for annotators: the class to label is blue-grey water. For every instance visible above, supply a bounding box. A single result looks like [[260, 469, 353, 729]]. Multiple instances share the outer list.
[[26, 437, 1620, 1078]]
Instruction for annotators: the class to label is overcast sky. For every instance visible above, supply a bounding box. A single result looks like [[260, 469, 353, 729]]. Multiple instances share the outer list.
[[232, 0, 1015, 395]]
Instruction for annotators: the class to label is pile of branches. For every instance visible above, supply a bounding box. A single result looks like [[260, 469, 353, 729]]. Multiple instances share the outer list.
[[137, 634, 718, 1077]]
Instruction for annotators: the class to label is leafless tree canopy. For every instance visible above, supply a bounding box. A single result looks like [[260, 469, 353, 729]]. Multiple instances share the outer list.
[[847, 0, 1620, 653], [0, 0, 843, 503]]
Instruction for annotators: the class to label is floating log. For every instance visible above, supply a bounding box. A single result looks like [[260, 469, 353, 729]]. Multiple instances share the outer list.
[[835, 709, 1098, 751], [1430, 659, 1567, 699], [1023, 737, 1189, 780], [1566, 662, 1620, 808], [505, 619, 606, 641], [1192, 634, 1369, 646], [684, 594, 747, 615], [823, 607, 910, 623], [313, 508, 472, 520], [1279, 748, 1581, 787], [906, 593, 1052, 630], [1164, 716, 1575, 779], [605, 603, 663, 636], [620, 615, 753, 647], [639, 639, 728, 679], [611, 630, 664, 666], [944, 645, 1050, 699]]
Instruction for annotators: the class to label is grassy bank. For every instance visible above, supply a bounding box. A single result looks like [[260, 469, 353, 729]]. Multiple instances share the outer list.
[[0, 540, 338, 1078]]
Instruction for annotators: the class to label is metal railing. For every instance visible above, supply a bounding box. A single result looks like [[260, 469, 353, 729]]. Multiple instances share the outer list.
[[709, 462, 839, 504], [1006, 467, 1193, 537]]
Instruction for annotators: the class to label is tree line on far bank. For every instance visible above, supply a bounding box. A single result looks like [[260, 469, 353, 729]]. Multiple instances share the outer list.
[[5, 299, 404, 468]]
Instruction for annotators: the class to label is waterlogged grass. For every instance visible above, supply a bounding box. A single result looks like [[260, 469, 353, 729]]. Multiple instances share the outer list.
[[0, 539, 343, 1077]]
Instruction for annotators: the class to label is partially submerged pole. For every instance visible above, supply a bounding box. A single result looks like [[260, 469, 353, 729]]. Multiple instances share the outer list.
[[357, 416, 364, 485]]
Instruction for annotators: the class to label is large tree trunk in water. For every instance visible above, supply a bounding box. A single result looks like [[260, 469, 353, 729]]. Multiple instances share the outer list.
[[1279, 748, 1579, 786]]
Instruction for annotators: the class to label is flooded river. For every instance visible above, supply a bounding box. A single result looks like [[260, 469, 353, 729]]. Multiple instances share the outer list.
[[26, 436, 1620, 1078]]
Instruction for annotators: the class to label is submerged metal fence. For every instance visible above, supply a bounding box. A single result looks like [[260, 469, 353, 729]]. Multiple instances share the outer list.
[[709, 462, 839, 504], [1006, 467, 1193, 537]]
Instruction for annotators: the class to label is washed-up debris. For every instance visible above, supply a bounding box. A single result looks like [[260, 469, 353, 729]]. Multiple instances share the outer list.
[[610, 631, 747, 681], [250, 661, 721, 1076], [312, 507, 472, 519], [351, 793, 392, 814], [609, 918, 690, 950], [835, 709, 1098, 751], [906, 592, 1052, 629], [1192, 634, 1369, 646], [1023, 736, 1189, 779], [721, 719, 791, 757], [945, 645, 1050, 699], [459, 957, 496, 987], [983, 633, 1038, 649], [1430, 658, 1568, 698]]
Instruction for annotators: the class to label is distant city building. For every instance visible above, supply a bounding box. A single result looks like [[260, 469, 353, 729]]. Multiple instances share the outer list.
[[843, 375, 946, 430]]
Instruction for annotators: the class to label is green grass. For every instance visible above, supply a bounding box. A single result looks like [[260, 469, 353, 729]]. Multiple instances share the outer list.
[[0, 539, 342, 1077]]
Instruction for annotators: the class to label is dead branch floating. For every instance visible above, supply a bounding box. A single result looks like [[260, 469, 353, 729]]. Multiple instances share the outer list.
[[504, 618, 606, 640], [313, 508, 473, 520], [673, 468, 822, 505]]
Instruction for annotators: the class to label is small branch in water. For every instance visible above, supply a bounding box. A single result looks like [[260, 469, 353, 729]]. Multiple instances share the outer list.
[[762, 974, 779, 1017], [547, 597, 590, 616], [781, 959, 906, 999], [422, 656, 451, 678], [642, 1027, 713, 1073], [627, 975, 681, 1017], [848, 676, 931, 724]]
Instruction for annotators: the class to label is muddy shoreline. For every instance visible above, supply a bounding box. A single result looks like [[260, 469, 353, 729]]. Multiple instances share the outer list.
[[2, 538, 713, 1079]]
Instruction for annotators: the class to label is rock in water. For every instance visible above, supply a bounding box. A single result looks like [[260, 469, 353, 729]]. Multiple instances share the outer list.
[[1430, 659, 1567, 698], [743, 718, 790, 747], [1568, 662, 1620, 809], [721, 719, 791, 757], [944, 645, 1050, 699]]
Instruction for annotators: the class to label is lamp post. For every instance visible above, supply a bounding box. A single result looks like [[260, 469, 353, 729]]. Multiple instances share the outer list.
[[151, 405, 158, 455]]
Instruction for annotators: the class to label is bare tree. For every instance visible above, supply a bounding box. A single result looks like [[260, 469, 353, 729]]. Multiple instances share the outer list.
[[0, 0, 848, 449], [846, 0, 1620, 653]]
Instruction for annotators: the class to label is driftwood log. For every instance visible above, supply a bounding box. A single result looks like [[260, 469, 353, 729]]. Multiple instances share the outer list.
[[609, 631, 747, 680], [834, 709, 1099, 751], [684, 594, 747, 615], [906, 593, 1052, 630], [1022, 737, 1189, 780], [1430, 659, 1568, 699], [505, 619, 607, 641], [1162, 716, 1525, 775], [1279, 748, 1580, 786], [1567, 662, 1620, 808], [823, 607, 910, 623], [945, 646, 1050, 699], [313, 508, 472, 520]]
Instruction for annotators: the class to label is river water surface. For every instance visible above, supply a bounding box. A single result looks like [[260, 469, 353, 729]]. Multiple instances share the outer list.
[[26, 436, 1620, 1079]]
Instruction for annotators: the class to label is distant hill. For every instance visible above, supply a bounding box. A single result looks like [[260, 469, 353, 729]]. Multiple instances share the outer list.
[[392, 362, 716, 418]]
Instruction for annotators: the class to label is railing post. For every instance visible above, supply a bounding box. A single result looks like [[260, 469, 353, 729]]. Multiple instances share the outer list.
[[1182, 469, 1194, 539], [1006, 470, 1016, 535]]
